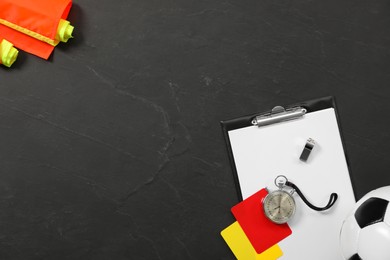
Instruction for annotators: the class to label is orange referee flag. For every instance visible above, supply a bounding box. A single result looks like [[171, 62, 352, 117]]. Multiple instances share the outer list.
[[0, 0, 73, 59]]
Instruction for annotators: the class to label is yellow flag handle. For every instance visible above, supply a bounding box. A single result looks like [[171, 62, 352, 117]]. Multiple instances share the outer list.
[[56, 19, 74, 43], [0, 39, 18, 67]]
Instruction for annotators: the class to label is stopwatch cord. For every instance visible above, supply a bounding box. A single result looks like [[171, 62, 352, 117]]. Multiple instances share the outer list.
[[286, 181, 338, 211]]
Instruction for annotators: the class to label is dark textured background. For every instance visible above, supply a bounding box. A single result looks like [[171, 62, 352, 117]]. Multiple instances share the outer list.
[[1, 0, 390, 259]]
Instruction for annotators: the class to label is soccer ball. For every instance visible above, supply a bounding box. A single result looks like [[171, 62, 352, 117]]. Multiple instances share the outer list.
[[340, 186, 390, 260]]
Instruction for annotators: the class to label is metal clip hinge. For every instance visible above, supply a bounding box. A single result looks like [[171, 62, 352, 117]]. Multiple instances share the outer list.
[[251, 106, 307, 127]]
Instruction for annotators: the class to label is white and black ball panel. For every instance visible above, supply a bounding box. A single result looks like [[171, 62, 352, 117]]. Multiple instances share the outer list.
[[354, 197, 388, 228], [340, 186, 390, 260], [340, 215, 360, 259], [348, 254, 362, 260], [358, 186, 390, 203], [384, 200, 390, 225], [358, 222, 390, 260], [352, 186, 390, 214]]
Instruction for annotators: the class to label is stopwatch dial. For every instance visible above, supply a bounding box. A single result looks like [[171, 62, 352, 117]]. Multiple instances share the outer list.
[[263, 190, 296, 224]]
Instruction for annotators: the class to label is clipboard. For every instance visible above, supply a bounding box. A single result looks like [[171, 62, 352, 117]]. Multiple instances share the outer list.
[[220, 96, 356, 259]]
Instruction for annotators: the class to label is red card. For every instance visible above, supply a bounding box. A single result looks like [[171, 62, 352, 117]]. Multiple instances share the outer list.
[[231, 188, 292, 254]]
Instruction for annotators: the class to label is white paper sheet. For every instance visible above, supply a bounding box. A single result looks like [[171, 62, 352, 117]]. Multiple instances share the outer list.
[[228, 108, 355, 259]]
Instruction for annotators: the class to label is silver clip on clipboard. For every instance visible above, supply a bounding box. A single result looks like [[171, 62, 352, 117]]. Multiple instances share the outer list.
[[251, 106, 307, 127]]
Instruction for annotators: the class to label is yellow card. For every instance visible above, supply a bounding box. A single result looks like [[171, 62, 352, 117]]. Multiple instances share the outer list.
[[221, 221, 283, 260]]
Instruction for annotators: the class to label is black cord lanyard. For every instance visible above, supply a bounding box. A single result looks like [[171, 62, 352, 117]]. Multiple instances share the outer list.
[[286, 181, 338, 211]]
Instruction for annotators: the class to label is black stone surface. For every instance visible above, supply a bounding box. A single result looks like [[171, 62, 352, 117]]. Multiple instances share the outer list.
[[1, 0, 390, 259]]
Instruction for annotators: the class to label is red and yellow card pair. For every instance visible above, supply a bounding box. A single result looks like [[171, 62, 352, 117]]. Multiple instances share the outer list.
[[221, 189, 292, 259]]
